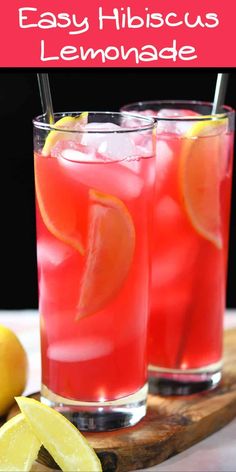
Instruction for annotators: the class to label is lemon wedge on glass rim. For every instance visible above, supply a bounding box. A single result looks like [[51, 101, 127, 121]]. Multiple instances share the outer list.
[[42, 112, 88, 156], [179, 115, 228, 249]]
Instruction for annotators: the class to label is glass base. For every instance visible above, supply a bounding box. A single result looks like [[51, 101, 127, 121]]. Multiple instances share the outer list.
[[41, 383, 148, 431], [148, 361, 222, 395]]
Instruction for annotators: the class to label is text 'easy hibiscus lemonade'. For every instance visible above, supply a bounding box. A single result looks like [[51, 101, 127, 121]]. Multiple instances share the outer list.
[[33, 112, 156, 430], [122, 101, 235, 394]]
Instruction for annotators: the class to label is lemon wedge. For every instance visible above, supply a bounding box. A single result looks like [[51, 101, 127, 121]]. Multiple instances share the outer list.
[[179, 116, 227, 249], [77, 189, 135, 319], [34, 151, 85, 255], [42, 112, 88, 156], [0, 413, 41, 472], [16, 397, 102, 472]]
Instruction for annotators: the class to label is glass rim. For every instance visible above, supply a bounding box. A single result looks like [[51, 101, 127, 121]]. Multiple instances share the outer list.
[[121, 100, 235, 122], [33, 111, 156, 133]]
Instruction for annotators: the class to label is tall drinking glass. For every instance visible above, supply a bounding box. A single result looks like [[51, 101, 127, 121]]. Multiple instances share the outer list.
[[121, 101, 235, 394], [33, 111, 156, 430]]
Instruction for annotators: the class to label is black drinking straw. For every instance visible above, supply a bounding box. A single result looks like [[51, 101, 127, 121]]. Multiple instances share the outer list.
[[212, 73, 229, 114], [37, 73, 54, 124], [174, 72, 230, 371]]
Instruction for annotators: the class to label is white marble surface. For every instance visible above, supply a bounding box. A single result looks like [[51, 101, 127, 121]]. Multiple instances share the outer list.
[[1, 309, 236, 472]]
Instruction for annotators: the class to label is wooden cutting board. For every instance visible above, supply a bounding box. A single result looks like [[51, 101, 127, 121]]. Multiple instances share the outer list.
[[6, 328, 236, 472]]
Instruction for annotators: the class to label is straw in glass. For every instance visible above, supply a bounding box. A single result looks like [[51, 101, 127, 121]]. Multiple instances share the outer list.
[[212, 73, 229, 115], [37, 73, 54, 124]]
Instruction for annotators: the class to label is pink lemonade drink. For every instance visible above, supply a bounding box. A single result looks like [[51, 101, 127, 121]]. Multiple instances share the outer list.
[[122, 101, 235, 394], [33, 112, 156, 430]]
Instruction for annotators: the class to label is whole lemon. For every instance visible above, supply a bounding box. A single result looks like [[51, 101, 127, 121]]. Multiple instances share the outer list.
[[0, 324, 28, 416]]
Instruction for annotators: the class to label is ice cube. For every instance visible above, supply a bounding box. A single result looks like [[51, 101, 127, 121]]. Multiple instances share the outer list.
[[122, 109, 155, 121], [47, 337, 113, 362], [60, 148, 96, 163], [157, 109, 197, 119], [219, 134, 232, 178], [59, 156, 144, 199], [81, 122, 136, 160], [156, 108, 200, 135], [37, 237, 74, 267], [152, 196, 199, 287], [51, 139, 96, 160], [155, 140, 173, 191], [56, 133, 144, 199]]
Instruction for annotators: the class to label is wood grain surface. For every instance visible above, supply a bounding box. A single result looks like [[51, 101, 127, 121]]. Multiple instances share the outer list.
[[6, 328, 236, 472]]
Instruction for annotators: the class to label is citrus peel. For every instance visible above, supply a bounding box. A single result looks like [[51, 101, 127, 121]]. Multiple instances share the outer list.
[[77, 189, 135, 319], [42, 113, 89, 156], [179, 117, 228, 249], [34, 154, 85, 255]]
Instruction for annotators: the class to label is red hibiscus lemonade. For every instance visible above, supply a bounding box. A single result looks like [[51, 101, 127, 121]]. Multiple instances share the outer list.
[[33, 112, 156, 430], [121, 101, 235, 394]]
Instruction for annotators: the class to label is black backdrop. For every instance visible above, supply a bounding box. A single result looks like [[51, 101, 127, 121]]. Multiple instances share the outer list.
[[0, 69, 235, 309]]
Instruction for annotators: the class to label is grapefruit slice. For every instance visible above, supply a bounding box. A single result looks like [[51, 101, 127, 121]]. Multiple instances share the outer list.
[[0, 413, 41, 471], [179, 117, 227, 249], [15, 397, 102, 472], [36, 113, 89, 253], [77, 189, 135, 319], [34, 156, 85, 255], [42, 113, 88, 156]]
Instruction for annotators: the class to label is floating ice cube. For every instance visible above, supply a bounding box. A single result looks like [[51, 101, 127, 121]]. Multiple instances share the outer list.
[[156, 108, 200, 135], [152, 196, 199, 287], [60, 148, 93, 162], [57, 134, 144, 199], [48, 337, 113, 362], [122, 109, 155, 122], [156, 109, 199, 119], [155, 140, 173, 191], [37, 237, 74, 267], [59, 156, 144, 199], [219, 134, 232, 178], [81, 122, 136, 160], [51, 139, 96, 160]]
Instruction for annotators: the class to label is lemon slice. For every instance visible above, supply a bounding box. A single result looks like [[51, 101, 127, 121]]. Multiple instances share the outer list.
[[42, 113, 88, 156], [15, 397, 102, 472], [0, 413, 41, 472], [77, 189, 135, 319], [179, 117, 227, 249], [34, 153, 85, 255]]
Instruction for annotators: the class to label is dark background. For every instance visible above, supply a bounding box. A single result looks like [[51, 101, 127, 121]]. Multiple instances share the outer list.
[[0, 69, 235, 309]]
